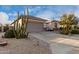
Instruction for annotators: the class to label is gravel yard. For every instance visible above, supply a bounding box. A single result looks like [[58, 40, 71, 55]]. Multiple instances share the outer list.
[[0, 33, 51, 54]]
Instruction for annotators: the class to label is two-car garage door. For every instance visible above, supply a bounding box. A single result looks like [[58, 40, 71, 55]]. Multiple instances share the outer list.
[[27, 22, 44, 32]]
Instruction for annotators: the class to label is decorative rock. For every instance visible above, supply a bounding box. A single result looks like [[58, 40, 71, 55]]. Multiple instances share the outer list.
[[0, 41, 7, 46]]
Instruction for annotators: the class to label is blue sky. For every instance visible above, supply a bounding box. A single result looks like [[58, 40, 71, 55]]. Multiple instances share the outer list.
[[0, 5, 79, 24]]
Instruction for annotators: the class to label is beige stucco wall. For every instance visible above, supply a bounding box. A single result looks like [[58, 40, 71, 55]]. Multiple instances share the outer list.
[[13, 19, 22, 30], [15, 21, 17, 30], [18, 19, 22, 27], [56, 22, 60, 28]]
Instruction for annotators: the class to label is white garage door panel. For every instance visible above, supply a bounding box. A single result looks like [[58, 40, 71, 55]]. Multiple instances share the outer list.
[[27, 22, 44, 32]]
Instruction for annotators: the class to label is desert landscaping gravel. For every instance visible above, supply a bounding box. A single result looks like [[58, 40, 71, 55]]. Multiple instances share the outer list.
[[0, 38, 51, 54]]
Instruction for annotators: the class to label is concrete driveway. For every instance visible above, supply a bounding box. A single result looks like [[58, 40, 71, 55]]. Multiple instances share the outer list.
[[30, 32, 79, 54]]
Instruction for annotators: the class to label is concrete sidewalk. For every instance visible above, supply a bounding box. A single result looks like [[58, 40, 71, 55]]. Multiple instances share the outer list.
[[30, 32, 79, 54]]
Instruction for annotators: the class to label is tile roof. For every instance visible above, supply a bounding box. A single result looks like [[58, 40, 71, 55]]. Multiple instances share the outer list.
[[11, 15, 47, 24]]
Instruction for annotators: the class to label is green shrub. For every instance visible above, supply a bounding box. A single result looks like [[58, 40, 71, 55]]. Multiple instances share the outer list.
[[60, 27, 69, 35], [20, 34, 27, 38], [4, 29, 15, 38], [60, 30, 69, 35], [21, 32, 29, 38], [77, 27, 79, 29], [15, 33, 27, 39], [71, 29, 79, 34], [59, 27, 63, 30], [4, 26, 9, 32]]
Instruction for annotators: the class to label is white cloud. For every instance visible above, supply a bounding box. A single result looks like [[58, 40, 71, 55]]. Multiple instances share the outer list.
[[36, 11, 55, 20], [0, 12, 12, 25]]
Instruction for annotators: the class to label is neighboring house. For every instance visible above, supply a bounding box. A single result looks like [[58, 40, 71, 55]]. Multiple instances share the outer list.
[[11, 15, 47, 32], [51, 20, 60, 29], [44, 20, 60, 31], [0, 23, 2, 32], [0, 24, 9, 32], [77, 21, 79, 28], [0, 24, 6, 32]]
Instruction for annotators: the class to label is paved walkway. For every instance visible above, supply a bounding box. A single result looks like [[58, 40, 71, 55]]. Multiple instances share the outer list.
[[30, 32, 79, 54]]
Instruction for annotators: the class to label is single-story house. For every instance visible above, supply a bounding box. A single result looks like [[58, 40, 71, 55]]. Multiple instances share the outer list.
[[44, 20, 60, 31], [0, 24, 10, 32], [11, 15, 47, 32]]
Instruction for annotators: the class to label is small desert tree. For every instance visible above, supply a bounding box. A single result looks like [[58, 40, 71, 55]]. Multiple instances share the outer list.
[[59, 13, 78, 34]]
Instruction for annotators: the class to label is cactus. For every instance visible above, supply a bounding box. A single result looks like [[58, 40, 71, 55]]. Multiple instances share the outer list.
[[13, 8, 29, 39], [25, 8, 29, 38], [14, 17, 28, 39]]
